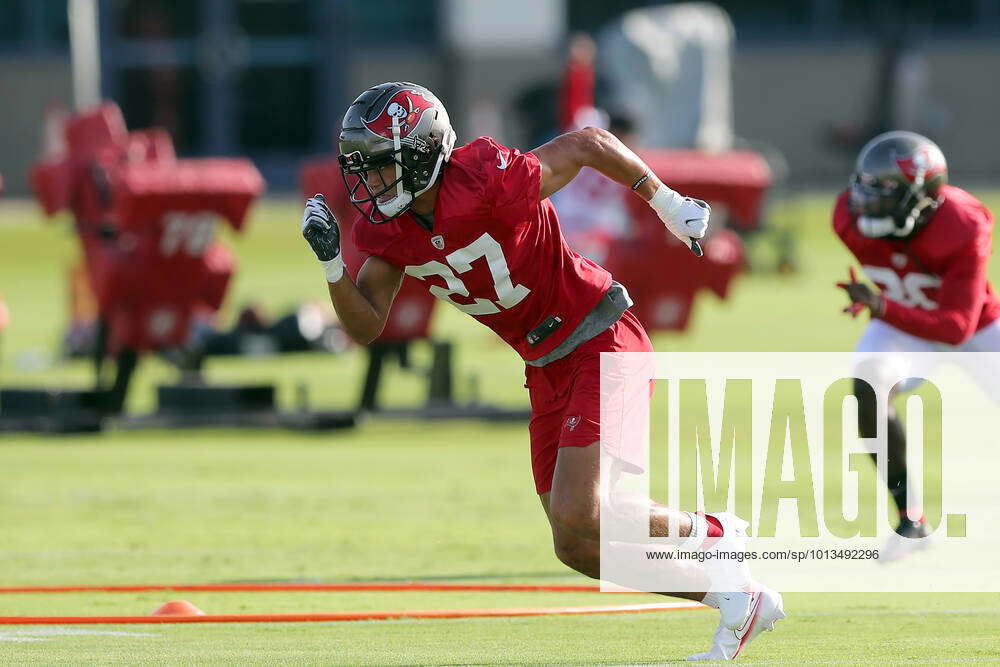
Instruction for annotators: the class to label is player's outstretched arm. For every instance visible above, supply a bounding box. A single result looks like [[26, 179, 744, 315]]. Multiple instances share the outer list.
[[533, 126, 654, 200], [532, 126, 708, 255], [301, 194, 402, 344]]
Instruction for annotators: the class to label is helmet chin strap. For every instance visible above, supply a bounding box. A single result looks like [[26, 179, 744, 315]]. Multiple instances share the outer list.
[[375, 116, 414, 218], [373, 119, 457, 220], [893, 215, 917, 237], [858, 216, 898, 238], [375, 124, 455, 219], [859, 196, 936, 238]]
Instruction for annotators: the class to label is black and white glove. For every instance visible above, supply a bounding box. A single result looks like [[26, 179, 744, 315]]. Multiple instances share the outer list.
[[648, 184, 710, 257], [301, 194, 345, 283]]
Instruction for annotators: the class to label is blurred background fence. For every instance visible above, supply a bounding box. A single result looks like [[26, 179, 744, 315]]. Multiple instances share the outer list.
[[2, 0, 1000, 195]]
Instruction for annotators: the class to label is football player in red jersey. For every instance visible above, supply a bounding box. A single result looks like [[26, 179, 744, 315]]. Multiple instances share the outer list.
[[835, 131, 1000, 561], [302, 82, 784, 660]]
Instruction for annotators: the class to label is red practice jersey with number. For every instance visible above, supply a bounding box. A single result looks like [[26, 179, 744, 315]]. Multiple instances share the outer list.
[[352, 136, 613, 362], [833, 185, 1000, 344]]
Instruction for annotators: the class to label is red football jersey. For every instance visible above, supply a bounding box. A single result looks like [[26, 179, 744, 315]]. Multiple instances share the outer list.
[[352, 137, 613, 362], [833, 185, 1000, 344]]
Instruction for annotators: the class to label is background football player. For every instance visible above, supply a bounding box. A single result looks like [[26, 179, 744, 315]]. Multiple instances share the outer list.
[[301, 81, 784, 660], [835, 131, 1000, 560]]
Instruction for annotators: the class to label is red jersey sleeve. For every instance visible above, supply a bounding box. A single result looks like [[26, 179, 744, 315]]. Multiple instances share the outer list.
[[878, 216, 993, 345]]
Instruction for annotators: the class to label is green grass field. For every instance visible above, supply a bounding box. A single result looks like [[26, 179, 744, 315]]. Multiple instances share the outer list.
[[2, 193, 1000, 664]]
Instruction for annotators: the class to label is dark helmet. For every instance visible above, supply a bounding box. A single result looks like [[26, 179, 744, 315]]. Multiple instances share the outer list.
[[338, 82, 456, 223], [848, 130, 948, 239]]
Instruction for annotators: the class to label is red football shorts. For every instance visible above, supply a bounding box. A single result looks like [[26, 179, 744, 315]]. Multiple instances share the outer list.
[[525, 309, 654, 495]]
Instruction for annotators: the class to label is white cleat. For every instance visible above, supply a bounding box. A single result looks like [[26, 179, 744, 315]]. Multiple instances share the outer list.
[[715, 591, 754, 631], [702, 512, 754, 629], [880, 518, 933, 563], [686, 584, 786, 661]]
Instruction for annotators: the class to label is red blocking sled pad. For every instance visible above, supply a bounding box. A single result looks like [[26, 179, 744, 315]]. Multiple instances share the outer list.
[[30, 103, 264, 353]]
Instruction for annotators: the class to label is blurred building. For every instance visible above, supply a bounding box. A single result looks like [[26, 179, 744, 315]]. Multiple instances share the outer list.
[[1, 0, 999, 193]]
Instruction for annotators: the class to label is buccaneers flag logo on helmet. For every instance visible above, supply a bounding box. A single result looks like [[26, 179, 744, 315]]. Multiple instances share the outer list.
[[895, 146, 946, 183], [363, 90, 436, 140]]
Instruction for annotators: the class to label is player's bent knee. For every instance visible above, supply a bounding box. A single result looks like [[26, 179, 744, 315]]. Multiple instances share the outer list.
[[548, 496, 600, 540], [552, 535, 599, 578]]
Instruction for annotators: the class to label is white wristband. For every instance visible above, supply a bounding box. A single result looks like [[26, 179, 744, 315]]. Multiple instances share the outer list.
[[321, 256, 345, 283], [648, 183, 685, 220]]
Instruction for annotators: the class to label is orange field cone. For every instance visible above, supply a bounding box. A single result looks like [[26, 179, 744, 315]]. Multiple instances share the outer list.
[[149, 600, 205, 616]]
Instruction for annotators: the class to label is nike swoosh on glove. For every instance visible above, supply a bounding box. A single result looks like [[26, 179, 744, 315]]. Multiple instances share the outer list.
[[664, 197, 710, 244], [648, 184, 710, 255]]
